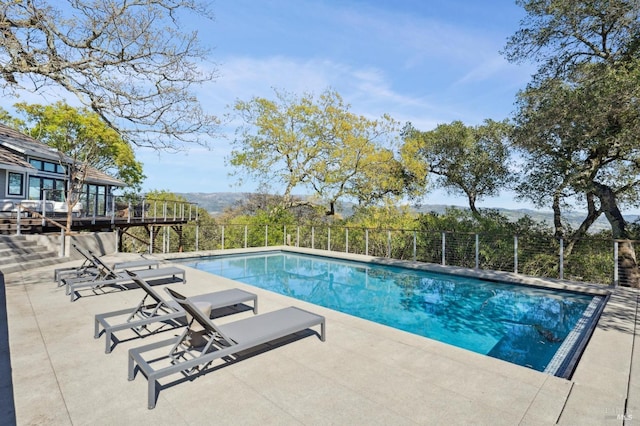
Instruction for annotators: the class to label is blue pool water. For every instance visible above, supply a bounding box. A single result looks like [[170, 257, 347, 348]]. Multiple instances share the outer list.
[[180, 251, 604, 376]]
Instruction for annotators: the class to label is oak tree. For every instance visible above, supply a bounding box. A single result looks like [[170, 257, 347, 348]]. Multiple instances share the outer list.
[[0, 0, 218, 149]]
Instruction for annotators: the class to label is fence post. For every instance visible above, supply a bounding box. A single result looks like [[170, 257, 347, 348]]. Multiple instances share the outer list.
[[127, 201, 132, 224], [265, 225, 268, 247], [59, 228, 65, 257], [387, 230, 391, 258], [346, 229, 349, 253], [41, 189, 47, 227], [297, 226, 300, 247], [413, 231, 417, 261], [110, 194, 115, 224], [92, 195, 97, 224], [221, 225, 225, 250], [475, 233, 479, 269], [365, 229, 369, 256], [284, 225, 287, 245], [244, 225, 248, 248], [16, 204, 21, 236], [514, 235, 519, 274], [441, 232, 446, 266], [559, 238, 564, 280], [149, 226, 154, 254], [327, 227, 331, 251], [311, 227, 315, 249], [614, 240, 619, 286], [195, 223, 199, 251]]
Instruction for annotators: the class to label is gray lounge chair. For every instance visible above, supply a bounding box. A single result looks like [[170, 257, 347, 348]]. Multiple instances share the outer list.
[[64, 256, 185, 302], [95, 270, 257, 353], [54, 243, 159, 285], [128, 287, 325, 409]]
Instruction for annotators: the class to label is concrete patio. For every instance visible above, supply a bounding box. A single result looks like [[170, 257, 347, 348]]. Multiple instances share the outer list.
[[1, 249, 639, 425]]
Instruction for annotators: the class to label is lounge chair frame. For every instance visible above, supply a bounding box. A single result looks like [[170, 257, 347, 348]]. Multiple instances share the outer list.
[[128, 287, 325, 409], [95, 271, 257, 353], [54, 243, 159, 285], [64, 255, 185, 301]]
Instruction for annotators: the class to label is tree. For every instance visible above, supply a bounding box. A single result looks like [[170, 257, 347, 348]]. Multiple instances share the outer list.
[[0, 0, 218, 149], [0, 101, 145, 233], [229, 89, 416, 211], [504, 0, 640, 286], [401, 120, 512, 217]]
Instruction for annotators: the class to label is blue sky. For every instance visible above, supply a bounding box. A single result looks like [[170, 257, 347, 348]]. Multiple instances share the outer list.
[[5, 0, 543, 209], [138, 0, 537, 209]]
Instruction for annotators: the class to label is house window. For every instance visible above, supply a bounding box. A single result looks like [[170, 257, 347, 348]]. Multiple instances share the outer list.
[[28, 158, 66, 175], [7, 172, 24, 196], [28, 176, 65, 201]]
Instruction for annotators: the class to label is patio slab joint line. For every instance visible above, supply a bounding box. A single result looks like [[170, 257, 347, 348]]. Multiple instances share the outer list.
[[22, 273, 73, 423], [623, 291, 640, 419], [554, 381, 575, 424]]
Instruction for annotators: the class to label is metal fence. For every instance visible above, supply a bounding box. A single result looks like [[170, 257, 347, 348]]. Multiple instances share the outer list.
[[136, 222, 629, 287]]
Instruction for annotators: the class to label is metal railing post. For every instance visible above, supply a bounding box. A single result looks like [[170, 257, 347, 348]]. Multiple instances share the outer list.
[[265, 225, 268, 247], [346, 228, 349, 254], [328, 227, 331, 251], [221, 225, 225, 250], [127, 201, 132, 223], [441, 232, 446, 266], [559, 238, 564, 280], [149, 226, 154, 254], [297, 226, 300, 247], [195, 223, 199, 251], [16, 204, 21, 235], [244, 225, 248, 248], [614, 240, 619, 286], [59, 228, 65, 257], [284, 225, 287, 245], [311, 227, 315, 249], [413, 231, 417, 261], [365, 229, 369, 256], [475, 234, 479, 269], [41, 189, 47, 227], [387, 230, 391, 258], [514, 235, 519, 274]]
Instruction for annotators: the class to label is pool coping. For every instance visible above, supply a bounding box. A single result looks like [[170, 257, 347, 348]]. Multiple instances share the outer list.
[[3, 248, 638, 424]]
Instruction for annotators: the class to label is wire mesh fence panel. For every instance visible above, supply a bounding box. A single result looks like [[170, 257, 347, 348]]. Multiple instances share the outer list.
[[415, 231, 442, 264], [329, 227, 347, 252], [365, 229, 391, 257], [478, 233, 516, 272], [312, 225, 329, 252], [565, 236, 613, 285], [518, 234, 560, 279], [296, 225, 314, 249], [131, 220, 623, 287], [344, 228, 367, 255], [389, 229, 417, 261], [616, 240, 639, 287], [443, 232, 476, 268]]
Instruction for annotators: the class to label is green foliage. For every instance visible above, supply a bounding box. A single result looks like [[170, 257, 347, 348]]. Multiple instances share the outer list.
[[228, 88, 415, 208], [506, 0, 640, 247], [401, 120, 512, 215]]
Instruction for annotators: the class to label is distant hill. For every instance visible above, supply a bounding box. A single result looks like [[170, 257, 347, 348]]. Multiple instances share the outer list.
[[177, 192, 638, 232]]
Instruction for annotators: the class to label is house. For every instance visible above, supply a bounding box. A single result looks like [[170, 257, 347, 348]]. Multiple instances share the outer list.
[[0, 123, 125, 217]]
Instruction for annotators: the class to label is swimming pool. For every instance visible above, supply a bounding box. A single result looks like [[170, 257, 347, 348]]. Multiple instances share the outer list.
[[180, 250, 606, 377]]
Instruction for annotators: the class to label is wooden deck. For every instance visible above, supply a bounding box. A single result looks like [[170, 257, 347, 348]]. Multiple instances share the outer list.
[[0, 215, 190, 234]]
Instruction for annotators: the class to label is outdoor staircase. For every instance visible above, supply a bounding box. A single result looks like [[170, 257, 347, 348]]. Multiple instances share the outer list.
[[0, 235, 66, 274]]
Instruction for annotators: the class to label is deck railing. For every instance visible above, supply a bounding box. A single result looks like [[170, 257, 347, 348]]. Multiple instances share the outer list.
[[137, 222, 629, 287]]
